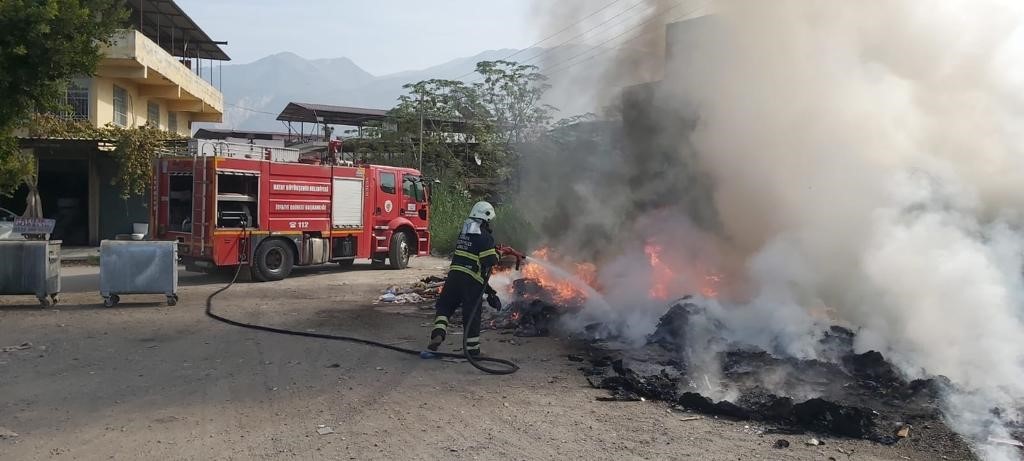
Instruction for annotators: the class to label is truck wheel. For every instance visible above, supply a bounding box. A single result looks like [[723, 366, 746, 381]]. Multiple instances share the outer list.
[[254, 239, 294, 282], [389, 232, 411, 270]]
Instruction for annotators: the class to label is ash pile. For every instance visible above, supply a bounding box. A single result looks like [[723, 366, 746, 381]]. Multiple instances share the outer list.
[[576, 298, 993, 457]]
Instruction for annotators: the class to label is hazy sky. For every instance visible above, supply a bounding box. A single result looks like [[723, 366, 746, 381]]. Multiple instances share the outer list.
[[176, 0, 538, 75]]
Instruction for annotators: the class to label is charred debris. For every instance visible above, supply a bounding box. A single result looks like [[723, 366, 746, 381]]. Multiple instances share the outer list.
[[574, 298, 979, 449]]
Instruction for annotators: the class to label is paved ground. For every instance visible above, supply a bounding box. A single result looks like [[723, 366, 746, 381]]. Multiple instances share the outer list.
[[0, 257, 969, 460], [59, 246, 100, 262]]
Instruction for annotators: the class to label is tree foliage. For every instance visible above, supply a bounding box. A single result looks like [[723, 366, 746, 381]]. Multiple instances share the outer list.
[[0, 0, 127, 196], [28, 114, 185, 199], [353, 60, 553, 193]]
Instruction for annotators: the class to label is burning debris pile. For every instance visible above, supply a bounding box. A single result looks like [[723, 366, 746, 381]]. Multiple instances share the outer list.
[[487, 249, 596, 337]]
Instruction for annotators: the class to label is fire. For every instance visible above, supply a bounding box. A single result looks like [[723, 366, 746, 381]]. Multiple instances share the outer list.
[[513, 244, 724, 306], [516, 247, 594, 305], [644, 243, 673, 300], [702, 273, 722, 298], [644, 242, 724, 300]]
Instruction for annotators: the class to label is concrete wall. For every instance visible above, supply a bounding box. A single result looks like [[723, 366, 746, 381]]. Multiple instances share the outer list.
[[91, 76, 193, 135], [95, 153, 148, 240], [102, 30, 223, 114]]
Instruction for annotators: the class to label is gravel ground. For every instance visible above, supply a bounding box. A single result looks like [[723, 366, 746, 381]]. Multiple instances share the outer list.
[[0, 257, 973, 460]]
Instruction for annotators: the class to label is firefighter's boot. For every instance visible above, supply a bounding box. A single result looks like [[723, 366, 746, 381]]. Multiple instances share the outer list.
[[427, 329, 446, 351], [427, 316, 448, 352], [466, 336, 481, 357]]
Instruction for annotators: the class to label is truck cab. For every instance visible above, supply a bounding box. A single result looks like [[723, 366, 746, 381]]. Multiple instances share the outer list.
[[367, 166, 430, 267]]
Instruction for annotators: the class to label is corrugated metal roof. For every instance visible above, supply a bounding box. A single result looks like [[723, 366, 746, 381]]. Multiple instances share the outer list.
[[276, 102, 389, 126], [126, 0, 229, 60], [275, 102, 471, 133]]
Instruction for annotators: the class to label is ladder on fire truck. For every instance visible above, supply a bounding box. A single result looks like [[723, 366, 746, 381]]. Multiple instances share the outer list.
[[192, 143, 209, 258], [186, 140, 300, 261]]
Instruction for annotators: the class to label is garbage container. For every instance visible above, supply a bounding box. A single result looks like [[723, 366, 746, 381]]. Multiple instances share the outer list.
[[99, 240, 178, 307], [0, 240, 61, 307]]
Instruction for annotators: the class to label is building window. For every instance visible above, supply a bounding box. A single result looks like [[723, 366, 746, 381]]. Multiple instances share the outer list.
[[62, 79, 89, 121], [113, 85, 128, 126], [147, 101, 160, 127], [167, 111, 177, 133]]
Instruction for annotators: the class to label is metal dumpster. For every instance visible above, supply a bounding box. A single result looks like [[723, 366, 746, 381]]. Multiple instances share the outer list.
[[0, 240, 61, 307], [99, 240, 178, 307]]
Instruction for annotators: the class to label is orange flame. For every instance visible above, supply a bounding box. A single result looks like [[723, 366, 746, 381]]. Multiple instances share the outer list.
[[644, 243, 673, 300], [702, 273, 722, 298], [517, 247, 593, 304]]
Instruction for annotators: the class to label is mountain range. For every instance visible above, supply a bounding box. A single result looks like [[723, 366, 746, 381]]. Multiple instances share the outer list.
[[212, 45, 645, 132]]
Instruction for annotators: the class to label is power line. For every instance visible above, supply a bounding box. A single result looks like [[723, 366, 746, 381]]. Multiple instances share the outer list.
[[506, 0, 626, 63], [226, 103, 278, 116], [451, 0, 626, 81], [514, 0, 654, 68], [543, 4, 703, 78], [454, 0, 648, 83]]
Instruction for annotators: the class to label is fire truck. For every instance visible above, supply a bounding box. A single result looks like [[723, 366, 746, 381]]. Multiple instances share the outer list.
[[150, 141, 430, 281]]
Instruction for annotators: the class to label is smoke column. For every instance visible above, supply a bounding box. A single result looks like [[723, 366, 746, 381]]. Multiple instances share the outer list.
[[529, 1, 1024, 458]]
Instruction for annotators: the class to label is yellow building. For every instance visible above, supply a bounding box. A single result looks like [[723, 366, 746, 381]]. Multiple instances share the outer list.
[[8, 0, 228, 246]]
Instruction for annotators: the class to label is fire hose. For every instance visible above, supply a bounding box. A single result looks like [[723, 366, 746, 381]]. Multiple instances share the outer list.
[[204, 225, 520, 375]]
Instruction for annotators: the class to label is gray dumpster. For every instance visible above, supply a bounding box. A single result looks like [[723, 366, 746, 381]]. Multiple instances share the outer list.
[[0, 240, 61, 307], [99, 240, 178, 307]]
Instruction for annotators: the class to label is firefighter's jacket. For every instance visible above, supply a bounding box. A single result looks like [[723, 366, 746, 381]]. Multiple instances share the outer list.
[[449, 226, 498, 285]]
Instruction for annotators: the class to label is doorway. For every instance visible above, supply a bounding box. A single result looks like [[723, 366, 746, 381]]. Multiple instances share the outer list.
[[39, 158, 89, 246]]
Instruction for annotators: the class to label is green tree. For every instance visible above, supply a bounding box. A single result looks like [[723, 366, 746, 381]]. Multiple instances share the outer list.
[[473, 60, 553, 147], [0, 0, 127, 196], [371, 61, 553, 187]]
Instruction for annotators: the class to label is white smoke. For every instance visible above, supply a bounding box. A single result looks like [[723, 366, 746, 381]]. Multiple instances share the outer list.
[[537, 1, 1024, 458]]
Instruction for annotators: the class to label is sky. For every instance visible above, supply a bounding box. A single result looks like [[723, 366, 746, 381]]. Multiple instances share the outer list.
[[175, 0, 539, 75]]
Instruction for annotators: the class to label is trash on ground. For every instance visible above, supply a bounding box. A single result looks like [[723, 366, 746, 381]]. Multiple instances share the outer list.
[[1, 342, 32, 353], [316, 425, 335, 435], [375, 276, 445, 304]]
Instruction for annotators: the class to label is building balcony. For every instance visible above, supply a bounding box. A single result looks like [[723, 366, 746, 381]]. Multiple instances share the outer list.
[[98, 29, 223, 123]]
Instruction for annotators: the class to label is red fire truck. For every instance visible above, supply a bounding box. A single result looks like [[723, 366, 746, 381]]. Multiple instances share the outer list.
[[150, 141, 430, 281]]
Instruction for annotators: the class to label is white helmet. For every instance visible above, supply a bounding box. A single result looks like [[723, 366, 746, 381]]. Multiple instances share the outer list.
[[469, 201, 496, 222]]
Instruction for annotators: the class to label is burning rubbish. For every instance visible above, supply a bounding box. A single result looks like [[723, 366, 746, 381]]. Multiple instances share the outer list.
[[484, 255, 986, 458]]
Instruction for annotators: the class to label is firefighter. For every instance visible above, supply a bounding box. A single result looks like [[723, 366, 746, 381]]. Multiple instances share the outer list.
[[428, 201, 501, 356]]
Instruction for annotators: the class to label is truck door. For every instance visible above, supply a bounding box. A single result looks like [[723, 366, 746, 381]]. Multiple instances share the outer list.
[[376, 169, 399, 222], [401, 173, 428, 224]]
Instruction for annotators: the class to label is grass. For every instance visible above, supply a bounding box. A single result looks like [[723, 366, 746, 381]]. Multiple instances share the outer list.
[[428, 184, 536, 256]]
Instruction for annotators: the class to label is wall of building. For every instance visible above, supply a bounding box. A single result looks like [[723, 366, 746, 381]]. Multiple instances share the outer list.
[[95, 153, 149, 240], [90, 76, 193, 136]]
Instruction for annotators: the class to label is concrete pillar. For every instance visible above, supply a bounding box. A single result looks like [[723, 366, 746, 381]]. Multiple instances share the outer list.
[[88, 150, 100, 246]]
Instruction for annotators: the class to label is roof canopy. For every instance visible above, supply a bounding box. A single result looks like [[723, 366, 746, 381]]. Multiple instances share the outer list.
[[126, 0, 229, 60], [276, 102, 389, 126], [276, 102, 470, 133]]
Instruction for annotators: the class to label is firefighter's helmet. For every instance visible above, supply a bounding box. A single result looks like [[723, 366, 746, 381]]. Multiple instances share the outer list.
[[469, 201, 496, 222]]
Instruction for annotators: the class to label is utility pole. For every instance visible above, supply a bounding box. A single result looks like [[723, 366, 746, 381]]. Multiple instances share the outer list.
[[418, 94, 424, 173]]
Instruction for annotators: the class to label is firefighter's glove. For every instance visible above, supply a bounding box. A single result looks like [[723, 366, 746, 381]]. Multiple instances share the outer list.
[[486, 293, 502, 311]]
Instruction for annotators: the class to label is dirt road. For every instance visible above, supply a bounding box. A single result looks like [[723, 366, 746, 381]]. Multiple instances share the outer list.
[[0, 257, 966, 460]]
